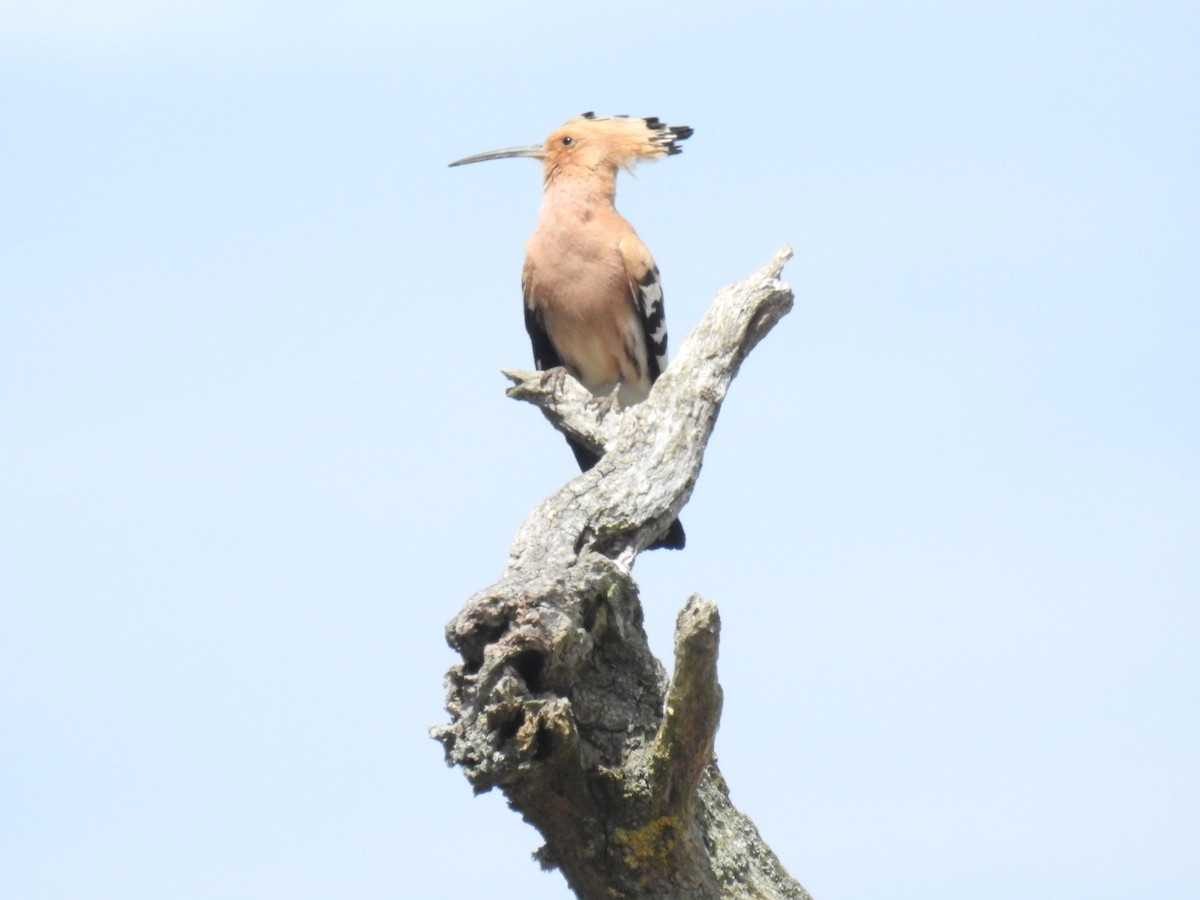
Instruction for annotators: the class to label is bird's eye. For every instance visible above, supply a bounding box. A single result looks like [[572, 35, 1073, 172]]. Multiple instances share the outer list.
[[561, 136, 575, 147]]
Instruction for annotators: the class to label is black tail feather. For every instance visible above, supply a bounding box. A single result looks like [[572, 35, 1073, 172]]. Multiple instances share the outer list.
[[567, 436, 601, 472], [649, 517, 686, 551]]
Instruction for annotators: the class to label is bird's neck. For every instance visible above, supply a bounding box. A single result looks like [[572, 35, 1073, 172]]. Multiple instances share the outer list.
[[539, 168, 618, 225]]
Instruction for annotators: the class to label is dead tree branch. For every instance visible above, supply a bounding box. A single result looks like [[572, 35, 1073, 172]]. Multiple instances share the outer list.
[[433, 248, 811, 899]]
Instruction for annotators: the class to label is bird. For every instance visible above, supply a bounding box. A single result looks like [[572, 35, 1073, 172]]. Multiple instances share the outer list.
[[450, 112, 691, 550]]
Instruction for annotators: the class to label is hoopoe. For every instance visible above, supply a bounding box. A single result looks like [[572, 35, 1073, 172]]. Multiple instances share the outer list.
[[451, 112, 692, 550]]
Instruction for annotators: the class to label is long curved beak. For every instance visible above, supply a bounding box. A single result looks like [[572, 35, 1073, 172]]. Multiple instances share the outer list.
[[448, 145, 544, 167]]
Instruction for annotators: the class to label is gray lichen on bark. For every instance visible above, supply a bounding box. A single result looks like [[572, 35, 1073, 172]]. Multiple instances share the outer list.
[[432, 248, 812, 899]]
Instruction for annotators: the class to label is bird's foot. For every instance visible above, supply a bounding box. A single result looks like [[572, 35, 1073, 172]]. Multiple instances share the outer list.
[[538, 367, 571, 396], [585, 386, 622, 418]]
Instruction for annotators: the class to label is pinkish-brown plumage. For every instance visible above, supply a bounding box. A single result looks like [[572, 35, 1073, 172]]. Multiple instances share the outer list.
[[450, 113, 692, 549]]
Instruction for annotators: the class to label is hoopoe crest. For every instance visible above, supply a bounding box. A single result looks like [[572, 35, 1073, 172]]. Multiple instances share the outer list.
[[450, 113, 692, 550], [450, 112, 692, 183]]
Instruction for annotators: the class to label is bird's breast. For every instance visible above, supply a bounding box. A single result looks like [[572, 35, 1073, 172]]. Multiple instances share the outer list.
[[524, 224, 651, 404]]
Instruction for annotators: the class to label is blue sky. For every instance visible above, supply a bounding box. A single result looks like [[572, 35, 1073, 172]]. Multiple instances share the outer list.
[[3, 2, 1197, 898]]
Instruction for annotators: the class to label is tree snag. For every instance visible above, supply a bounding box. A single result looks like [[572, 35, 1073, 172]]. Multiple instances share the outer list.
[[432, 248, 812, 899]]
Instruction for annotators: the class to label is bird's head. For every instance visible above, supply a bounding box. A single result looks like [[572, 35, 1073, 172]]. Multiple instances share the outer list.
[[450, 113, 693, 184]]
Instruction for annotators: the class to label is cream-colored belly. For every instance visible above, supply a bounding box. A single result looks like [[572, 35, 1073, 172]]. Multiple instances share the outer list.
[[525, 210, 652, 406]]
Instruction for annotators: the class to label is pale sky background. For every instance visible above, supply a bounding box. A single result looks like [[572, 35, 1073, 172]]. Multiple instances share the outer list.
[[3, 2, 1198, 898]]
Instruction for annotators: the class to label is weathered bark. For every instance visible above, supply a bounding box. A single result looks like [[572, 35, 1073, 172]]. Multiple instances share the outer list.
[[432, 248, 811, 899]]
